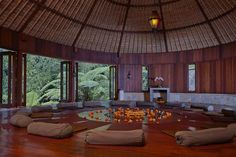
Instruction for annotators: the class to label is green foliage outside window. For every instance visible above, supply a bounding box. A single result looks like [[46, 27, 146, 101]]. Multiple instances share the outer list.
[[25, 55, 109, 106]]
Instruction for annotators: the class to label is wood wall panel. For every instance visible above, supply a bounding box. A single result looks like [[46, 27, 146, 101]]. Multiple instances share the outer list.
[[73, 48, 118, 65], [118, 64, 142, 92], [123, 57, 236, 93], [215, 60, 222, 93], [1, 26, 236, 94]]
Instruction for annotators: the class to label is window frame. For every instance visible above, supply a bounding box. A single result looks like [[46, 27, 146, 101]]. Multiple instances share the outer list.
[[141, 65, 149, 92], [187, 64, 196, 92]]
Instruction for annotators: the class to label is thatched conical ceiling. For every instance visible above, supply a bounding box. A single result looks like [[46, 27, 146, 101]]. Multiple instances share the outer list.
[[0, 0, 235, 54]]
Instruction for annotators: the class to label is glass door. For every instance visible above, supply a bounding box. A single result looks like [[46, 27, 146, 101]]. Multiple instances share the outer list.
[[109, 65, 118, 100], [60, 61, 70, 102], [60, 61, 78, 102], [0, 51, 26, 108]]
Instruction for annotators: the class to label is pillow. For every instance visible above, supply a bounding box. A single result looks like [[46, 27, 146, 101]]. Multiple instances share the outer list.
[[136, 101, 157, 108], [10, 114, 33, 128], [221, 108, 236, 117], [57, 102, 83, 110], [85, 129, 145, 146], [175, 128, 234, 146], [27, 122, 73, 138], [110, 101, 136, 108], [15, 108, 32, 116], [84, 101, 103, 108], [31, 105, 53, 113], [227, 123, 236, 136]]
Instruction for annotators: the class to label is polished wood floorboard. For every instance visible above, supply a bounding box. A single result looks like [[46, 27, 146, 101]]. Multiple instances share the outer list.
[[0, 108, 236, 157]]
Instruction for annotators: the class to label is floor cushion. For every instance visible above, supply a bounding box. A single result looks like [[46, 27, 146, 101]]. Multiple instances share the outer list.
[[83, 101, 103, 108], [57, 102, 82, 110], [227, 123, 236, 136], [221, 108, 236, 117], [15, 108, 32, 116], [31, 105, 53, 113], [110, 101, 136, 108], [136, 101, 157, 108], [27, 122, 73, 138], [85, 129, 145, 146], [10, 114, 33, 128], [175, 128, 234, 146]]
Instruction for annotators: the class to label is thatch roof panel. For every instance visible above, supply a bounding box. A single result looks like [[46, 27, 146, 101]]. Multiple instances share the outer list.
[[212, 10, 236, 44], [87, 0, 126, 30], [199, 0, 236, 19], [163, 0, 205, 29], [0, 0, 235, 53]]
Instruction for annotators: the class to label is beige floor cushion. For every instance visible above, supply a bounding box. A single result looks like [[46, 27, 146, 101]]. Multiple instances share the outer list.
[[175, 128, 234, 146], [84, 101, 103, 108], [221, 108, 236, 117], [15, 108, 32, 116], [85, 129, 145, 146], [227, 123, 236, 136], [27, 122, 73, 138], [31, 105, 53, 113], [10, 114, 33, 128], [57, 102, 82, 110]]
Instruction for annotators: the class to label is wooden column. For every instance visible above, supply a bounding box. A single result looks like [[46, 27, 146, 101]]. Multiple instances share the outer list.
[[22, 54, 27, 106], [0, 55, 2, 107], [75, 62, 79, 102], [8, 55, 12, 107], [60, 62, 64, 101], [14, 51, 23, 107], [68, 60, 75, 102]]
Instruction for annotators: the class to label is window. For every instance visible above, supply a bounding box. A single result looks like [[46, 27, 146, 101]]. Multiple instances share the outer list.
[[142, 66, 149, 91], [188, 64, 196, 92]]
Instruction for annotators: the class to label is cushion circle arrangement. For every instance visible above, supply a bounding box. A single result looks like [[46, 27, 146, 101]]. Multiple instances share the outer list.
[[10, 114, 33, 128], [85, 129, 145, 146], [175, 128, 234, 146], [227, 123, 236, 136], [27, 122, 73, 138]]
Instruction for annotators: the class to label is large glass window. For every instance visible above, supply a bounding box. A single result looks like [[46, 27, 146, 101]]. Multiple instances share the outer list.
[[142, 66, 149, 91], [188, 64, 196, 92], [78, 62, 109, 101], [26, 55, 61, 106]]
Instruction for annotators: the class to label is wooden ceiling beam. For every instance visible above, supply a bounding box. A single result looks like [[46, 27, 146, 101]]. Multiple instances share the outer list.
[[117, 0, 131, 57], [158, 0, 169, 52], [18, 0, 46, 33], [106, 0, 180, 8], [72, 0, 98, 47], [26, 0, 236, 34], [195, 0, 222, 45]]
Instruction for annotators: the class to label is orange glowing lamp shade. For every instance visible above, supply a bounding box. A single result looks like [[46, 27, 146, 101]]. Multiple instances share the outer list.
[[149, 11, 161, 29]]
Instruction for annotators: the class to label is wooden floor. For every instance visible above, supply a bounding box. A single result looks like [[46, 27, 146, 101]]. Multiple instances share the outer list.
[[0, 107, 236, 157]]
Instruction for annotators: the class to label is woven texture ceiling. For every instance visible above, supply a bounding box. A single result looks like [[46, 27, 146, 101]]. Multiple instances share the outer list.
[[0, 0, 235, 53]]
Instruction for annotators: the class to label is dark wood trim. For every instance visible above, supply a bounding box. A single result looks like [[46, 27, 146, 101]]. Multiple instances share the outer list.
[[8, 55, 12, 106], [105, 0, 180, 7], [117, 0, 131, 57], [75, 62, 79, 102], [72, 0, 98, 47], [23, 54, 27, 106], [15, 51, 23, 107], [60, 62, 64, 101], [68, 60, 75, 102], [195, 0, 222, 45], [158, 0, 168, 52], [0, 55, 2, 106], [1, 27, 236, 65]]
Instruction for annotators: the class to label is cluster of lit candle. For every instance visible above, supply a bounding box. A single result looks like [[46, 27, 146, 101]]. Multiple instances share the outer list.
[[80, 108, 172, 123], [87, 110, 110, 122], [110, 107, 172, 123]]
